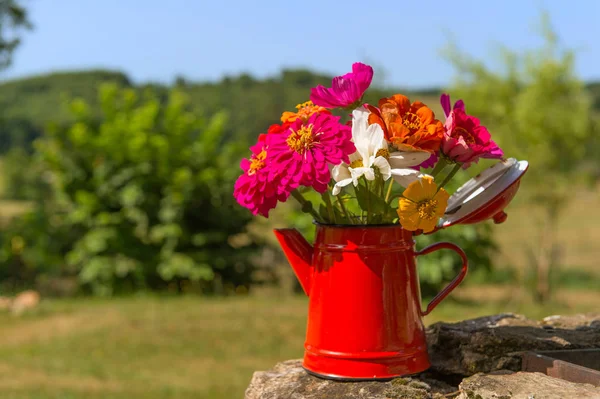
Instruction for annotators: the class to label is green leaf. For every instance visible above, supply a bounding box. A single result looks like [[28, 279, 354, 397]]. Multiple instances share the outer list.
[[355, 183, 394, 222]]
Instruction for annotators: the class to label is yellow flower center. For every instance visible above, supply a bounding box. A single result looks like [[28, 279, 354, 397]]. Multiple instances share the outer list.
[[349, 159, 364, 168], [375, 148, 390, 159], [417, 199, 438, 220], [452, 127, 475, 144], [248, 149, 267, 175], [402, 112, 422, 131], [286, 125, 315, 154]]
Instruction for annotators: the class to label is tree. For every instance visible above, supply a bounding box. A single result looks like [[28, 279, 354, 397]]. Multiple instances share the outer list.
[[0, 0, 31, 69], [444, 14, 596, 302], [35, 84, 257, 295]]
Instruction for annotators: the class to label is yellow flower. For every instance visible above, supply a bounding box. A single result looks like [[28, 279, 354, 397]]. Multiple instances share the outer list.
[[397, 176, 449, 233], [281, 101, 330, 124]]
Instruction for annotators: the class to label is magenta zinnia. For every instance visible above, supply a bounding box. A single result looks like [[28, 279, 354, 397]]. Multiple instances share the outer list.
[[440, 94, 503, 168], [268, 113, 356, 193], [234, 135, 290, 217], [310, 62, 373, 109]]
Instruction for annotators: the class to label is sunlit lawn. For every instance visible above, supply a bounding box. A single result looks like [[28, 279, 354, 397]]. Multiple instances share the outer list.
[[0, 288, 598, 399]]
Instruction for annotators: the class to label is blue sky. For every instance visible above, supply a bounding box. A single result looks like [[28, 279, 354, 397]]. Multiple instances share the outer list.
[[2, 0, 599, 88]]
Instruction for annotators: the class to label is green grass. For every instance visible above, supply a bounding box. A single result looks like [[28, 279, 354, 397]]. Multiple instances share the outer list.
[[0, 290, 598, 399]]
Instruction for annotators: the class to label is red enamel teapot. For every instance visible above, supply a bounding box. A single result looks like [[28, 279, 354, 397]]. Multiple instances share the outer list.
[[275, 224, 467, 380], [274, 159, 528, 380]]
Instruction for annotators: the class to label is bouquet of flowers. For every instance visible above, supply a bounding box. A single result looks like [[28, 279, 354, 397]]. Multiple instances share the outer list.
[[233, 63, 505, 232]]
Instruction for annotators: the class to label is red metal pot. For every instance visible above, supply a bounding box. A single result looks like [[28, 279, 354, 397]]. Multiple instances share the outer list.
[[274, 224, 468, 380]]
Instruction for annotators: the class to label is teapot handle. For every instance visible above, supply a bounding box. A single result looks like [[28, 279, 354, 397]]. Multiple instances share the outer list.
[[415, 242, 469, 316]]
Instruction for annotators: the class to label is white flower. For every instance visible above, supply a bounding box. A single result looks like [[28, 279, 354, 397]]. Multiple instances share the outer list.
[[332, 108, 432, 195], [332, 109, 391, 195]]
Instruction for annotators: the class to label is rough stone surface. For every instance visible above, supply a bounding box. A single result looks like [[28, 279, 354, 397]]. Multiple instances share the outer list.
[[542, 313, 600, 329], [427, 313, 600, 376], [457, 371, 600, 399], [244, 359, 456, 399], [246, 313, 600, 399]]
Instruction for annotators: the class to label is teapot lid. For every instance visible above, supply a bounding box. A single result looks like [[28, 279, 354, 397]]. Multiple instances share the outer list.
[[439, 158, 529, 228]]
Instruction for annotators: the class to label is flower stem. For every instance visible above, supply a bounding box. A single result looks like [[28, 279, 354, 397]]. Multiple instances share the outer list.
[[291, 190, 321, 222], [321, 191, 336, 224], [363, 177, 371, 224], [385, 179, 394, 203], [438, 164, 462, 191], [337, 195, 352, 224], [430, 158, 448, 178]]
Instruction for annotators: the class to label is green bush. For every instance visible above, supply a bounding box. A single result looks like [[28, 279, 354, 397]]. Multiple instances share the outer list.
[[1, 147, 49, 200], [415, 223, 497, 298], [0, 207, 76, 294], [33, 84, 256, 295]]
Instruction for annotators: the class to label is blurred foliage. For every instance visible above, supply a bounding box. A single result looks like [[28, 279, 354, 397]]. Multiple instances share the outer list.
[[416, 224, 497, 297], [19, 84, 256, 295], [0, 69, 442, 155], [1, 66, 599, 156], [0, 204, 77, 294], [413, 175, 498, 297], [0, 0, 30, 69], [0, 70, 132, 154], [5, 59, 598, 295], [444, 14, 599, 302], [2, 147, 48, 200]]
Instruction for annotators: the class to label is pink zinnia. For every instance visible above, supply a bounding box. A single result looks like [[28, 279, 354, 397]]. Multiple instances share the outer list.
[[233, 135, 290, 217], [440, 94, 503, 168], [310, 63, 373, 109], [268, 113, 356, 193]]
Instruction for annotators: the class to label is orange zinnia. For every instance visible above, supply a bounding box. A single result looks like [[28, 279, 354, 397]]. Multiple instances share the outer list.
[[367, 94, 444, 153], [281, 101, 330, 124]]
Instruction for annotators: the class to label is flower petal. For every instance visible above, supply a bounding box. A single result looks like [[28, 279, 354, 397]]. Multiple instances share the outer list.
[[420, 218, 438, 233], [388, 150, 431, 168], [373, 156, 392, 180], [419, 175, 438, 199], [366, 123, 385, 155], [398, 200, 420, 231], [332, 163, 351, 182], [440, 93, 451, 117], [332, 178, 353, 195], [363, 168, 375, 181], [391, 168, 420, 187], [402, 174, 435, 203], [433, 187, 450, 214]]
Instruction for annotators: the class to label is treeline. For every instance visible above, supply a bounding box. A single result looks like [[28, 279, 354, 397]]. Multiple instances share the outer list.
[[2, 68, 600, 156], [0, 69, 441, 155]]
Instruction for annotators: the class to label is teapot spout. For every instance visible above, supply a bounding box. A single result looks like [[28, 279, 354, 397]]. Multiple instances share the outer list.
[[274, 228, 313, 296]]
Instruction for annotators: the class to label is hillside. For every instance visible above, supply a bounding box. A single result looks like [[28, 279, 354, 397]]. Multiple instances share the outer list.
[[1, 69, 599, 154], [0, 70, 131, 152], [0, 69, 442, 153]]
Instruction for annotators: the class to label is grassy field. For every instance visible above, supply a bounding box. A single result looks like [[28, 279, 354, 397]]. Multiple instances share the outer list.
[[0, 288, 599, 399]]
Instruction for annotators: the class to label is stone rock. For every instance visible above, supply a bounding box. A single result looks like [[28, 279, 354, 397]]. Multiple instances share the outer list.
[[457, 371, 600, 399], [246, 313, 600, 398], [427, 313, 600, 376], [543, 313, 600, 329], [244, 359, 456, 399]]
